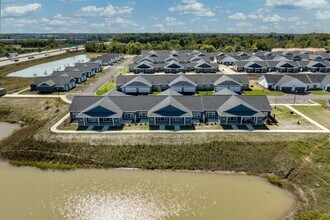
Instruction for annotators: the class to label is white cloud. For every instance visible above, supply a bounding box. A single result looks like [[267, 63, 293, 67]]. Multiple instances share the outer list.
[[165, 16, 186, 26], [266, 0, 328, 9], [105, 17, 138, 27], [315, 10, 330, 20], [169, 0, 215, 17], [262, 14, 300, 23], [77, 5, 133, 17], [236, 22, 252, 27], [228, 12, 246, 20], [1, 3, 41, 17], [43, 14, 86, 26], [262, 14, 283, 23], [150, 15, 159, 20]]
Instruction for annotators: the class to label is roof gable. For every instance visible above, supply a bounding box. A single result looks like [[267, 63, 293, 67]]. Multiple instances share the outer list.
[[148, 96, 192, 117], [217, 96, 263, 117], [78, 97, 123, 118]]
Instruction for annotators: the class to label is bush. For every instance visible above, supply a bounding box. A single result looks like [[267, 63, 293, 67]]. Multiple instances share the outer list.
[[266, 174, 283, 187]]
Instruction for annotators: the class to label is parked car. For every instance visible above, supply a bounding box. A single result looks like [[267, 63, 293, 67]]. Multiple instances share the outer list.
[[28, 56, 35, 59], [0, 88, 6, 97]]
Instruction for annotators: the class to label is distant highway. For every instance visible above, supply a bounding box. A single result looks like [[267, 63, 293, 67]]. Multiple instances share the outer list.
[[0, 46, 85, 67]]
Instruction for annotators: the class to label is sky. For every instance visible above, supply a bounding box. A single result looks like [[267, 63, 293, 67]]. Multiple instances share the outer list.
[[0, 0, 329, 33]]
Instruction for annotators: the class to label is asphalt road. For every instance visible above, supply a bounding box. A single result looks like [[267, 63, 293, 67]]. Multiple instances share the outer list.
[[0, 46, 85, 67], [67, 55, 134, 100]]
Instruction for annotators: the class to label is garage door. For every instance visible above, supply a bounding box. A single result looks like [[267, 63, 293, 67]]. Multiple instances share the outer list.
[[137, 87, 150, 93], [183, 86, 196, 93], [125, 87, 137, 93], [228, 86, 241, 92], [171, 86, 183, 93], [294, 87, 306, 93], [281, 87, 292, 92]]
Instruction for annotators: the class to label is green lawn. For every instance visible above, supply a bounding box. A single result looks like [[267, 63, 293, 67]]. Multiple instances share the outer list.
[[197, 90, 215, 96], [95, 81, 116, 96], [269, 106, 318, 130], [151, 91, 161, 96], [118, 67, 129, 75], [309, 90, 330, 95], [313, 99, 328, 106], [245, 81, 285, 96], [292, 105, 330, 129]]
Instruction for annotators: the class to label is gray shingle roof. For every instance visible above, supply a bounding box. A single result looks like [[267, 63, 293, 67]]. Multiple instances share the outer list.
[[148, 96, 193, 117], [217, 96, 265, 117], [214, 88, 238, 95]]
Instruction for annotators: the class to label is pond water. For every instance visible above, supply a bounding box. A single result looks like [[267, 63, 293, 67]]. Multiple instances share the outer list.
[[0, 122, 20, 140], [0, 162, 294, 220], [7, 55, 90, 77]]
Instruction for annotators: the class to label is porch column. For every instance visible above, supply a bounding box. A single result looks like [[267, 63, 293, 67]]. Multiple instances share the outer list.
[[154, 117, 156, 125], [83, 118, 86, 126], [184, 117, 185, 126], [113, 118, 115, 126], [169, 117, 171, 126], [97, 118, 100, 125], [241, 117, 244, 125], [226, 117, 228, 125]]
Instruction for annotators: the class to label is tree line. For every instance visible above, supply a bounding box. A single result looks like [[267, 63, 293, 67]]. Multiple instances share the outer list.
[[85, 33, 330, 54]]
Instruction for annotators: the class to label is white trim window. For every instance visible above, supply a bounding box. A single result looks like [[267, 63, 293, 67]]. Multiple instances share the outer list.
[[193, 112, 201, 118], [87, 118, 98, 123], [139, 112, 147, 118], [103, 118, 113, 122], [205, 112, 216, 118], [124, 113, 134, 119], [228, 117, 238, 121]]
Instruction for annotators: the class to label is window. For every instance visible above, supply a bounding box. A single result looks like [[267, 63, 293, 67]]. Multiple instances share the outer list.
[[206, 112, 216, 118], [87, 118, 98, 123], [124, 113, 134, 119], [228, 117, 238, 121], [139, 112, 147, 118], [103, 118, 112, 122], [172, 117, 183, 122], [193, 112, 201, 118]]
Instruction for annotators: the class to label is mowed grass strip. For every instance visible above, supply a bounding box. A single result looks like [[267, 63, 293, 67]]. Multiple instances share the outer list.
[[292, 105, 330, 129], [268, 106, 319, 130], [95, 80, 116, 96]]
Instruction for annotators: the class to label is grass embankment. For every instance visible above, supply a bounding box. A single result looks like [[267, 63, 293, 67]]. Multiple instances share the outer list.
[[95, 80, 116, 95], [0, 98, 329, 219], [0, 51, 85, 93]]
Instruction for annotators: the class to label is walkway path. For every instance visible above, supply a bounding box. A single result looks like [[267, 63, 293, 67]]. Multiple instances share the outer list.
[[50, 107, 330, 134], [285, 105, 328, 131]]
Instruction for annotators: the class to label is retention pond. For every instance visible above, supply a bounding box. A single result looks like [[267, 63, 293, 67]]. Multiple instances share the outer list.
[[7, 55, 90, 77], [0, 162, 294, 220]]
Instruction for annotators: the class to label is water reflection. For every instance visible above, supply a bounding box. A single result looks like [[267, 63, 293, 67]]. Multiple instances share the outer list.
[[0, 163, 294, 220], [8, 55, 90, 77]]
